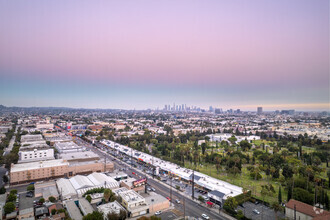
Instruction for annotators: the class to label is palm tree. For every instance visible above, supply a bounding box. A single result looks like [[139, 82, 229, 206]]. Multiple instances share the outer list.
[[104, 189, 111, 202]]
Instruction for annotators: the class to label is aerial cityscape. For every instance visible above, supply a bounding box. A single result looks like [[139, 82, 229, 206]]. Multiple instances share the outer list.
[[0, 1, 329, 220]]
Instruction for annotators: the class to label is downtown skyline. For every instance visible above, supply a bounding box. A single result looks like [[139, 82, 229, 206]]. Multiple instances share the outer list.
[[0, 0, 329, 111]]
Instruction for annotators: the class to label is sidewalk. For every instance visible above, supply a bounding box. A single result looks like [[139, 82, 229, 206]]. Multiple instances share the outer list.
[[100, 148, 235, 220]]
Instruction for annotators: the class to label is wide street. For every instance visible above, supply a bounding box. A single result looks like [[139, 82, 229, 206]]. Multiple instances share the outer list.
[[75, 137, 230, 220]]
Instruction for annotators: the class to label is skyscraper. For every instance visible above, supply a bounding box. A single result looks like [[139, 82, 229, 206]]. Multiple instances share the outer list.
[[257, 107, 263, 114]]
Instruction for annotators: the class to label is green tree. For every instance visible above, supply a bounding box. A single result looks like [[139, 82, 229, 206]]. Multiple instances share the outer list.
[[10, 189, 17, 194], [271, 202, 284, 220], [49, 196, 56, 203], [0, 186, 6, 194], [86, 195, 92, 203], [51, 209, 57, 215], [278, 186, 282, 204], [4, 202, 15, 214], [198, 196, 205, 203], [104, 189, 111, 202], [27, 184, 34, 191], [6, 193, 16, 203], [39, 198, 45, 204], [223, 196, 238, 214], [2, 175, 8, 183], [83, 211, 103, 220]]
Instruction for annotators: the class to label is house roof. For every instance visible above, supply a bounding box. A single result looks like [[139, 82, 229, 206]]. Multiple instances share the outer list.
[[286, 199, 330, 218]]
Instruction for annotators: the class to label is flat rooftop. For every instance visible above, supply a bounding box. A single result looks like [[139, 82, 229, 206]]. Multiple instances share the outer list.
[[11, 159, 69, 172]]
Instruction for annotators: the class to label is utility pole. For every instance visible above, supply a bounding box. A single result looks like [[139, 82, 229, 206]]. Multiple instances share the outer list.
[[183, 196, 186, 219], [152, 156, 155, 179], [170, 175, 172, 202], [104, 155, 106, 172], [294, 204, 296, 220], [192, 170, 195, 200]]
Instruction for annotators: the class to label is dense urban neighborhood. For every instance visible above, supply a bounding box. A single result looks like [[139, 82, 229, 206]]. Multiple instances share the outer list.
[[0, 105, 329, 220]]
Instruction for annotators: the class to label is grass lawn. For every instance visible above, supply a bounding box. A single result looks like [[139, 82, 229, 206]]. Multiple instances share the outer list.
[[185, 162, 286, 205], [252, 139, 274, 146]]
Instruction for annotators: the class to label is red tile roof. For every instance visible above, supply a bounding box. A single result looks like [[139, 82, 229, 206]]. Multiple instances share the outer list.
[[286, 199, 330, 219]]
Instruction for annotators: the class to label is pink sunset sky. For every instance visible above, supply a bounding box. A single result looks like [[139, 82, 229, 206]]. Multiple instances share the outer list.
[[0, 0, 329, 110]]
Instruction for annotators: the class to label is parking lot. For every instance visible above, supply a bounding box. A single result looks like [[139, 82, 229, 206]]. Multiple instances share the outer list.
[[19, 191, 40, 210], [237, 202, 285, 220], [157, 210, 178, 220]]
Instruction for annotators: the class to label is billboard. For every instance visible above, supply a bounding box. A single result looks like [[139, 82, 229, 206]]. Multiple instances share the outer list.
[[133, 178, 147, 187]]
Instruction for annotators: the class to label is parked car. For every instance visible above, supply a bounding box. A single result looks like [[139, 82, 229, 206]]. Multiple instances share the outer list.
[[155, 211, 162, 215], [151, 188, 156, 192], [175, 199, 180, 204], [166, 197, 171, 201], [26, 192, 33, 197], [201, 214, 209, 219], [253, 209, 260, 215]]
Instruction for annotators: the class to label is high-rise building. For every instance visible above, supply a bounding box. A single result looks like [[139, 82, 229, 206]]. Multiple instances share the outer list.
[[257, 107, 263, 114], [209, 106, 214, 112]]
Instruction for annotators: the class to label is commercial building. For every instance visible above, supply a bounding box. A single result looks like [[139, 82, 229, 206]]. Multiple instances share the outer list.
[[58, 151, 99, 162], [34, 180, 59, 200], [118, 190, 149, 217], [257, 107, 263, 115], [144, 192, 170, 214], [18, 148, 54, 163], [101, 139, 243, 203], [54, 141, 84, 153], [120, 177, 146, 193], [21, 134, 46, 146], [56, 178, 77, 200], [10, 159, 114, 184], [10, 159, 69, 184]]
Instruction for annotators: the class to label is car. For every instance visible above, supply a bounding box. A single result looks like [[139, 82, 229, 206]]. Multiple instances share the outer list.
[[26, 192, 33, 197], [166, 197, 171, 201], [132, 172, 136, 175], [253, 209, 260, 215], [155, 211, 162, 215], [151, 188, 155, 192], [255, 201, 259, 205], [201, 214, 209, 219], [147, 187, 151, 191], [175, 199, 180, 204]]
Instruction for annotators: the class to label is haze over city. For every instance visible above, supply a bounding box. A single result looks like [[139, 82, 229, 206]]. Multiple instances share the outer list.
[[0, 0, 329, 111]]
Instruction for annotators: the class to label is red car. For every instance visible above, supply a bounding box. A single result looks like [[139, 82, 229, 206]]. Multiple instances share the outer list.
[[166, 197, 171, 201], [132, 172, 136, 175]]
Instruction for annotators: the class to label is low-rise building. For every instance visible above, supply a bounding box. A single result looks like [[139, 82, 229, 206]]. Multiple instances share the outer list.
[[10, 159, 69, 184], [120, 177, 146, 193], [18, 148, 54, 163], [118, 190, 149, 217], [55, 142, 84, 153], [98, 201, 126, 219], [144, 192, 170, 214], [18, 207, 34, 220], [285, 199, 330, 220], [65, 200, 83, 220], [34, 180, 59, 200]]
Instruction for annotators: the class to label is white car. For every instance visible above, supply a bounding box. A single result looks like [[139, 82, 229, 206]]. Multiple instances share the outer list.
[[155, 211, 162, 215], [253, 209, 260, 214], [201, 213, 209, 219], [175, 199, 180, 204]]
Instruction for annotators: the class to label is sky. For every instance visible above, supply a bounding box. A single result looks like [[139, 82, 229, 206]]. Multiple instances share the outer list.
[[0, 0, 329, 111]]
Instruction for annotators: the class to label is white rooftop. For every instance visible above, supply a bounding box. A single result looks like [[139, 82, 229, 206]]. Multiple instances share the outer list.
[[11, 159, 68, 172]]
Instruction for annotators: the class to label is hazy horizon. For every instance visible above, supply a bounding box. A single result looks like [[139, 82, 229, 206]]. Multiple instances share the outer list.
[[0, 0, 329, 111]]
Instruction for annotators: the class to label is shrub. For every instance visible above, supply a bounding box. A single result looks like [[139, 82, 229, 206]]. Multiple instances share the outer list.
[[4, 202, 15, 214], [27, 184, 34, 191], [49, 196, 56, 203]]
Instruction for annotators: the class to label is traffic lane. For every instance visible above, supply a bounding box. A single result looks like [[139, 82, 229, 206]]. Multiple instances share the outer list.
[[80, 140, 225, 219]]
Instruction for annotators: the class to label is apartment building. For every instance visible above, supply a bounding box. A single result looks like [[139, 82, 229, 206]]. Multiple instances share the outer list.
[[18, 148, 54, 163]]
